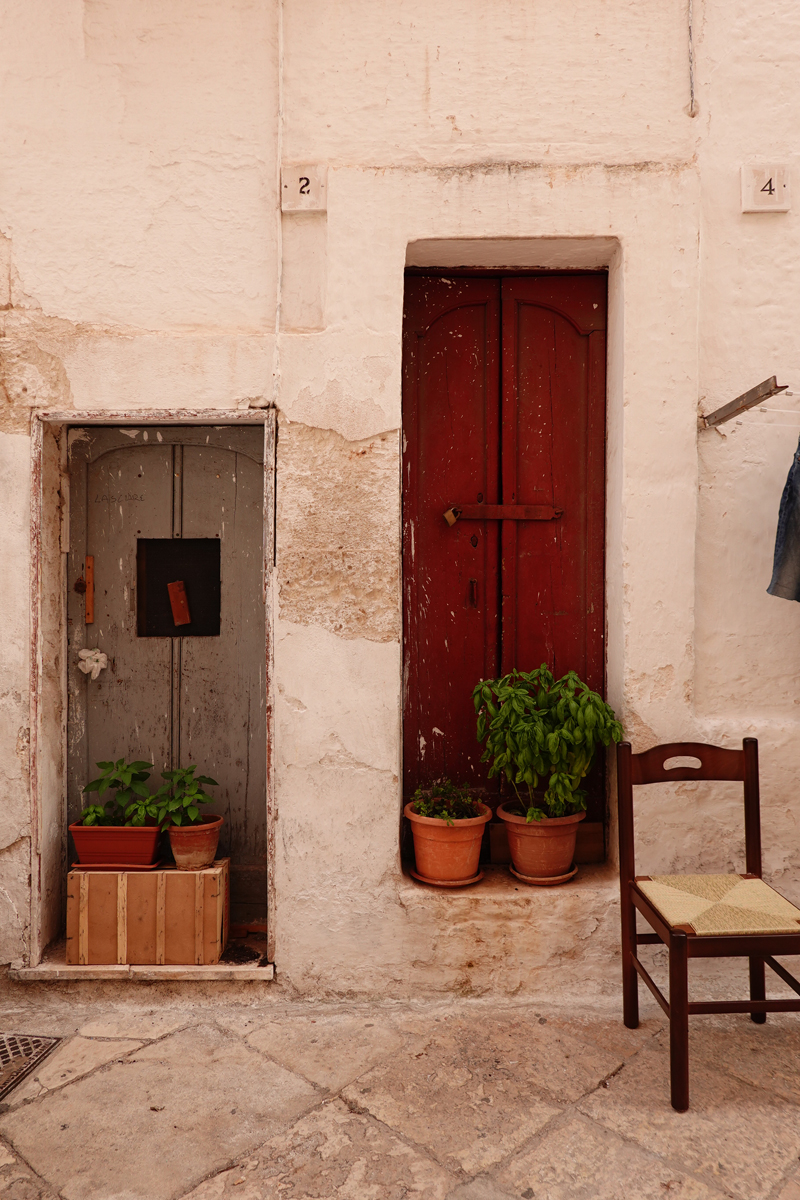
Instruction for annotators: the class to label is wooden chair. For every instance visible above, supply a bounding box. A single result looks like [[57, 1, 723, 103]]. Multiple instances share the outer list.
[[618, 739, 800, 1111]]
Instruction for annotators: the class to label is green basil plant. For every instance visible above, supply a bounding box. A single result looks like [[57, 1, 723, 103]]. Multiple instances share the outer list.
[[80, 758, 158, 826], [151, 765, 218, 827], [473, 664, 623, 822], [80, 759, 218, 828]]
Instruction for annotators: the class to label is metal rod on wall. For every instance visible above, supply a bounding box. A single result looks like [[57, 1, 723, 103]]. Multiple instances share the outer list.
[[699, 376, 789, 430]]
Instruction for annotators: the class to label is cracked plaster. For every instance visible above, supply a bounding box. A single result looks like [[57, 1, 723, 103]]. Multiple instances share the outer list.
[[0, 0, 799, 994]]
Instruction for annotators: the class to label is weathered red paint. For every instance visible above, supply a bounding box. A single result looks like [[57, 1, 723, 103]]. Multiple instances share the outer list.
[[402, 273, 607, 818]]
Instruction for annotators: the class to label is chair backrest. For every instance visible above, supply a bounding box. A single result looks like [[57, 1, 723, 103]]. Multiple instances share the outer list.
[[617, 739, 761, 882]]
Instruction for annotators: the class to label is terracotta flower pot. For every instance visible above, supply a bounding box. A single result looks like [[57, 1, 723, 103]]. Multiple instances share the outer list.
[[168, 814, 223, 870], [497, 801, 585, 882], [404, 801, 492, 886], [69, 822, 161, 867]]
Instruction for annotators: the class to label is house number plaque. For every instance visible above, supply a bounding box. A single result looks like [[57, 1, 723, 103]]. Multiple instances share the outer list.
[[281, 164, 327, 212]]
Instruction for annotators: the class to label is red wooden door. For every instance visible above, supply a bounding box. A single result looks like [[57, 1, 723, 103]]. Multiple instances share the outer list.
[[402, 273, 607, 818]]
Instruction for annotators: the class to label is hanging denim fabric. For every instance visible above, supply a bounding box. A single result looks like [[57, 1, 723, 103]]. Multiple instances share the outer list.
[[768, 434, 800, 601]]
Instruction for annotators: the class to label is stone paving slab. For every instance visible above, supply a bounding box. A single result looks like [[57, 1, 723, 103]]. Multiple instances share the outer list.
[[0, 998, 795, 1200], [540, 1011, 663, 1059], [497, 1113, 724, 1200], [0, 1024, 318, 1200], [341, 1012, 626, 1175], [241, 1013, 412, 1091], [78, 1011, 190, 1040], [688, 1018, 800, 1105], [0, 1141, 59, 1199], [182, 1099, 458, 1199], [578, 1031, 800, 1200], [778, 1178, 800, 1200]]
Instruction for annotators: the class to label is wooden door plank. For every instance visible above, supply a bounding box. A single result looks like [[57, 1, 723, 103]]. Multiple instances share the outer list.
[[402, 276, 501, 795], [68, 433, 174, 828], [180, 436, 267, 924], [84, 555, 94, 624], [501, 275, 607, 820]]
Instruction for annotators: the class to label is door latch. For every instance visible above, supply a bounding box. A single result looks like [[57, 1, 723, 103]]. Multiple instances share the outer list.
[[444, 504, 563, 525]]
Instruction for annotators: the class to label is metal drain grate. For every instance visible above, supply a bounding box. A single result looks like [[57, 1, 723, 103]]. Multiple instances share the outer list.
[[0, 1034, 60, 1100]]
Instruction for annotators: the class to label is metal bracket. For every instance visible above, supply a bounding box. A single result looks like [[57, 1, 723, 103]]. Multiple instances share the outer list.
[[444, 504, 563, 526], [699, 376, 789, 429]]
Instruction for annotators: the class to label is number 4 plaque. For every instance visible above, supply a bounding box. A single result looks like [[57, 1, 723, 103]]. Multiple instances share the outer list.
[[741, 164, 791, 213]]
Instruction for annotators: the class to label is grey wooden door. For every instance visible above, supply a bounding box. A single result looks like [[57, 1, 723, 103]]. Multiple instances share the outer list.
[[67, 425, 267, 922]]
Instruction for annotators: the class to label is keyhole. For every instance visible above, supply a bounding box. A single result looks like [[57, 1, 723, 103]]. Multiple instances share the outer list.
[[477, 492, 484, 503], [470, 535, 478, 548]]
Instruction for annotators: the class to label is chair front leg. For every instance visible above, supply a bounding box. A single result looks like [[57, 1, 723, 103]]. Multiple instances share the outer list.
[[749, 957, 766, 1025], [669, 932, 689, 1112], [621, 888, 639, 1029]]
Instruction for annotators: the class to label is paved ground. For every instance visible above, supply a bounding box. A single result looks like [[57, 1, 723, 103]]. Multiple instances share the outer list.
[[0, 985, 797, 1200]]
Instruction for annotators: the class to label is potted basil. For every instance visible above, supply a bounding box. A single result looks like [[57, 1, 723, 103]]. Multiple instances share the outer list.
[[404, 779, 491, 887], [152, 766, 222, 870], [473, 665, 623, 883], [70, 759, 162, 866]]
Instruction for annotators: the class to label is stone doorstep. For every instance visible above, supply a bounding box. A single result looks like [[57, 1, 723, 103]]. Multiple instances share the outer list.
[[9, 962, 274, 983]]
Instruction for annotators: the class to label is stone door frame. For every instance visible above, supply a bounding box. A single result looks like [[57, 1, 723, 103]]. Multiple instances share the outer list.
[[28, 408, 277, 968]]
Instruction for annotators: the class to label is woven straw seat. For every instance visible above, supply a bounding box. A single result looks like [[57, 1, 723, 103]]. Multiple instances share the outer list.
[[638, 875, 800, 936]]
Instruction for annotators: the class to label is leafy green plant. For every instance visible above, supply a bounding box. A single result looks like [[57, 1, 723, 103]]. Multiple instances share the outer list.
[[152, 765, 219, 827], [473, 664, 623, 822], [80, 759, 157, 826], [410, 779, 481, 825]]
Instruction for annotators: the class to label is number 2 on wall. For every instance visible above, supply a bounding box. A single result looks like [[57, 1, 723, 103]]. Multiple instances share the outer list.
[[299, 176, 310, 195]]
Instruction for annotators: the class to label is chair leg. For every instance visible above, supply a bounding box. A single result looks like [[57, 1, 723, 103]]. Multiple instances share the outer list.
[[749, 957, 767, 1025], [669, 933, 689, 1112], [621, 896, 639, 1029]]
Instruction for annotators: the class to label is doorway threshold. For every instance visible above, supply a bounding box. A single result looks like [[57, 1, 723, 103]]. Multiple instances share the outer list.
[[10, 941, 274, 983]]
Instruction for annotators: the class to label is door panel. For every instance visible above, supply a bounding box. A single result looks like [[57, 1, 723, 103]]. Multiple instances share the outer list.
[[402, 277, 501, 793], [180, 445, 267, 918], [502, 276, 606, 690], [68, 426, 267, 923], [403, 273, 607, 825], [81, 446, 173, 781]]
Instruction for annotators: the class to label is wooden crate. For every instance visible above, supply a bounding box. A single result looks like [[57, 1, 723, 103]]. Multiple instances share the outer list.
[[66, 860, 229, 966]]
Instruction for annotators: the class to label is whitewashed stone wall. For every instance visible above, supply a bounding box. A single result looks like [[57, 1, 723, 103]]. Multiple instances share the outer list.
[[1, 0, 799, 994]]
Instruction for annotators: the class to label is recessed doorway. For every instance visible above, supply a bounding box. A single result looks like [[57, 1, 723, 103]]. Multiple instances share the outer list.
[[66, 425, 267, 924], [402, 272, 608, 853]]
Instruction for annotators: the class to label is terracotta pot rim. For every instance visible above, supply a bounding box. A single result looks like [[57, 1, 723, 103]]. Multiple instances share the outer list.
[[68, 822, 161, 834], [167, 813, 223, 832], [404, 801, 492, 828], [496, 802, 586, 828]]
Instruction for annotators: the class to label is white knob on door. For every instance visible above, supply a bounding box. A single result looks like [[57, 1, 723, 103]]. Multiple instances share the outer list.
[[77, 648, 108, 681]]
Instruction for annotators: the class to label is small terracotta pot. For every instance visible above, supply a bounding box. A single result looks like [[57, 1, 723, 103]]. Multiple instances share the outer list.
[[69, 822, 161, 866], [496, 802, 585, 880], [404, 801, 492, 885], [168, 814, 223, 871]]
